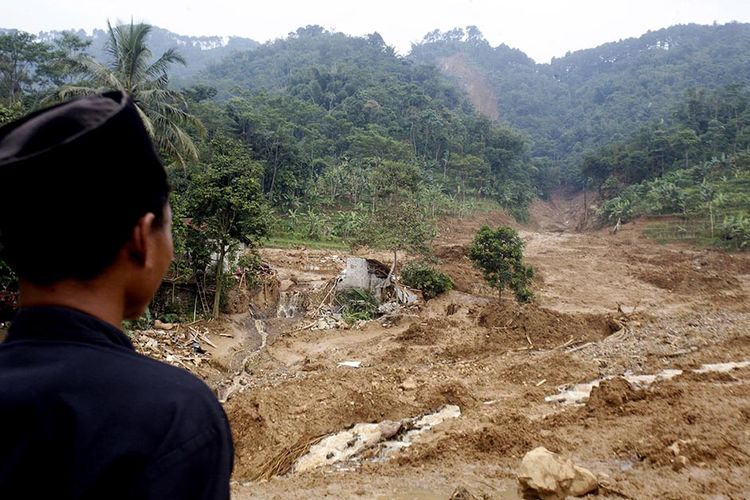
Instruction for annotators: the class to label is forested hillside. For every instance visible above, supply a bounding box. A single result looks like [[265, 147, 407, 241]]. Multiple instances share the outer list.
[[0, 23, 536, 319], [195, 26, 535, 217], [411, 23, 750, 187], [582, 84, 750, 248], [2, 20, 749, 259]]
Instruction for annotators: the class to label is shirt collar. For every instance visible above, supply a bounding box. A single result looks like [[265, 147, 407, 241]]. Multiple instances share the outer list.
[[5, 306, 134, 350]]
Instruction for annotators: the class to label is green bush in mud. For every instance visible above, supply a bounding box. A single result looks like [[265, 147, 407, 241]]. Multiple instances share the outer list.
[[400, 261, 453, 300], [335, 288, 378, 324]]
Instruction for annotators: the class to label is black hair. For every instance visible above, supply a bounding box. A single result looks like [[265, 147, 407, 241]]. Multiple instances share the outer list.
[[0, 92, 170, 284]]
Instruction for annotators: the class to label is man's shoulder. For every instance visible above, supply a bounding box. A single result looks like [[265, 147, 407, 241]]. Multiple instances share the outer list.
[[2, 337, 222, 420]]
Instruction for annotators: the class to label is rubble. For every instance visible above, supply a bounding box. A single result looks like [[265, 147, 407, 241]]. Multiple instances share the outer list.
[[449, 486, 479, 500], [132, 324, 213, 370], [302, 257, 423, 331], [546, 360, 750, 405], [290, 405, 461, 474]]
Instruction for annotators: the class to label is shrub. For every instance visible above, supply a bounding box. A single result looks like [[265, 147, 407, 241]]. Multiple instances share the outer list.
[[335, 288, 378, 324], [718, 215, 750, 250], [236, 251, 265, 289], [468, 226, 534, 302], [400, 261, 453, 300]]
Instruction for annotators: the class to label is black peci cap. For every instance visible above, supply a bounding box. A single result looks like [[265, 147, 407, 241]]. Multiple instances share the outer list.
[[0, 91, 170, 283]]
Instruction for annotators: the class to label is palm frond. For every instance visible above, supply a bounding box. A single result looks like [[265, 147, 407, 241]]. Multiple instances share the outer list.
[[145, 48, 186, 83], [56, 21, 203, 166], [79, 56, 124, 90], [57, 85, 100, 101], [134, 104, 156, 137], [158, 122, 200, 165], [104, 20, 120, 68]]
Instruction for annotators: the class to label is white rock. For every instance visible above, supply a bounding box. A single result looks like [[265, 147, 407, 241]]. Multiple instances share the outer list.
[[337, 360, 362, 368]]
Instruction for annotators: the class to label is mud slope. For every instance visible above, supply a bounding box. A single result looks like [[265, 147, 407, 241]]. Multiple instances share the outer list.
[[147, 203, 750, 499]]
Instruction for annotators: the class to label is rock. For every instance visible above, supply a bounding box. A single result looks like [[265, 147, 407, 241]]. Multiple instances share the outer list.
[[279, 279, 295, 292], [153, 320, 175, 330], [517, 447, 598, 499], [400, 377, 418, 390], [569, 464, 598, 497], [377, 301, 400, 315], [337, 360, 362, 368], [377, 420, 402, 439]]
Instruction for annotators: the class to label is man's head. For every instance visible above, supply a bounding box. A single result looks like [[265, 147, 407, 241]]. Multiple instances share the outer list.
[[0, 91, 172, 320]]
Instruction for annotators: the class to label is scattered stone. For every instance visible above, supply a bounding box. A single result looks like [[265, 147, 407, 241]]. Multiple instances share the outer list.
[[668, 439, 694, 471], [400, 377, 418, 390], [312, 315, 341, 330], [132, 324, 212, 370], [517, 447, 598, 499], [377, 301, 400, 315]]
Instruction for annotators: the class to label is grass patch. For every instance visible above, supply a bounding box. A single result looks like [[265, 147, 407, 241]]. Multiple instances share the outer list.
[[264, 236, 349, 250]]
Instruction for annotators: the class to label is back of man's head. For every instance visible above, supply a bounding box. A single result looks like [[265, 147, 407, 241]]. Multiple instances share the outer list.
[[0, 91, 169, 284]]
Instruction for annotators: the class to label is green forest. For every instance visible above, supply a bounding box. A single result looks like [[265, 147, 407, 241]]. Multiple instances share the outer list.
[[1, 20, 749, 318]]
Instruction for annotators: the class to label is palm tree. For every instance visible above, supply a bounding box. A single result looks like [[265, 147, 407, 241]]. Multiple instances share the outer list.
[[57, 21, 204, 165]]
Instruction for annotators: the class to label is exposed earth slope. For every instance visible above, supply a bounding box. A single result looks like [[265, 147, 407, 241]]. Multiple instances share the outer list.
[[137, 198, 750, 499]]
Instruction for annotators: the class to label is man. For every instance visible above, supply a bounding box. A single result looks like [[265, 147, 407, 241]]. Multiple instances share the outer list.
[[0, 92, 233, 499]]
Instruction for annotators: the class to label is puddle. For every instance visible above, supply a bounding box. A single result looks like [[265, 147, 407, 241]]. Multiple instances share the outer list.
[[545, 360, 750, 405], [292, 405, 460, 474]]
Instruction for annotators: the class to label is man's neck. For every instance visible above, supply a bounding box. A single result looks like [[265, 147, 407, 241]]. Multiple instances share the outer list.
[[18, 279, 125, 329]]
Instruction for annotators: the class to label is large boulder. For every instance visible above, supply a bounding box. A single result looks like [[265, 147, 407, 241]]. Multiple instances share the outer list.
[[517, 447, 598, 499]]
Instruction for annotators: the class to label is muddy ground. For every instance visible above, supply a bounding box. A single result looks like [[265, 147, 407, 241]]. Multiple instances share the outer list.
[[140, 194, 750, 499]]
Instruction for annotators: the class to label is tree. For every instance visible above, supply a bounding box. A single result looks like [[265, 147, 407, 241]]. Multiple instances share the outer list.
[[354, 201, 437, 279], [468, 226, 534, 302], [57, 21, 203, 165], [0, 31, 53, 106], [41, 31, 91, 88], [348, 159, 436, 277], [184, 137, 269, 317]]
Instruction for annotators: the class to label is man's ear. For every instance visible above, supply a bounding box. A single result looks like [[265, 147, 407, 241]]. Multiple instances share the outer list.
[[127, 213, 157, 266]]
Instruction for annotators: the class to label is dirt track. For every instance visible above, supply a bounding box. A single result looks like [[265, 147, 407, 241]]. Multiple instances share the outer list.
[[161, 196, 750, 499]]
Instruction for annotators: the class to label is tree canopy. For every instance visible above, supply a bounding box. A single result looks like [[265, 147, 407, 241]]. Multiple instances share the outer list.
[[56, 21, 204, 164]]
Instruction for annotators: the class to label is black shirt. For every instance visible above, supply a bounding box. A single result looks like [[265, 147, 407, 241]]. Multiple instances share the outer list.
[[0, 306, 233, 500]]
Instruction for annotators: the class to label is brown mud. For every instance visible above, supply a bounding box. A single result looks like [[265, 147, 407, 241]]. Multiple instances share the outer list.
[[139, 195, 750, 499]]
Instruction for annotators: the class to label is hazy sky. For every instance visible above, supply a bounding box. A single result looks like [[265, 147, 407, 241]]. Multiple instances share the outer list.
[[5, 0, 750, 62]]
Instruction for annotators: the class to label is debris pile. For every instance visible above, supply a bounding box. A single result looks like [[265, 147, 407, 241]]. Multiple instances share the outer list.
[[292, 404, 461, 474], [132, 322, 216, 370], [305, 257, 421, 330]]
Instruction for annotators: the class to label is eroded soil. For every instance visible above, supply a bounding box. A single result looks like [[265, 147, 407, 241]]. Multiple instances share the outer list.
[[141, 199, 750, 499]]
